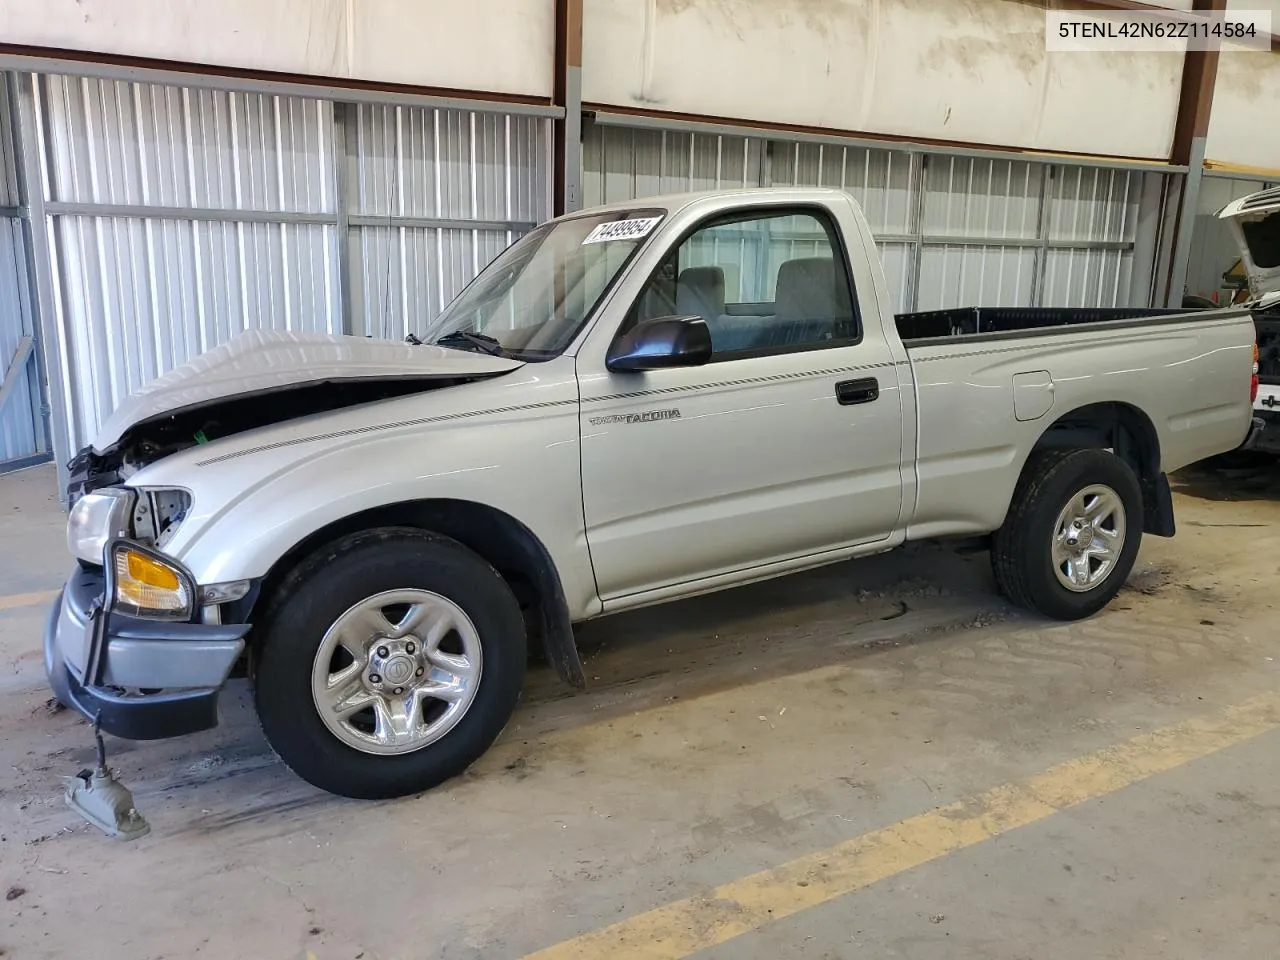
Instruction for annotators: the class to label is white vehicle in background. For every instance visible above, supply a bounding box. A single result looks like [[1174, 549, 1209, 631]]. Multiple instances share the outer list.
[[44, 188, 1258, 800], [1219, 186, 1280, 454]]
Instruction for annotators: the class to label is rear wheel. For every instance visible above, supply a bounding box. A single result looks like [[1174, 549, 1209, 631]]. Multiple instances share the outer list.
[[992, 449, 1143, 620], [254, 529, 525, 799]]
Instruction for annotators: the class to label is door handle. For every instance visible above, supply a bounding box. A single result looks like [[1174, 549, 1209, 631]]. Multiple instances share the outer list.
[[835, 377, 879, 405]]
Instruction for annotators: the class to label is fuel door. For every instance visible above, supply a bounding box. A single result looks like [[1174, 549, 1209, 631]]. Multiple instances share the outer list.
[[1013, 370, 1055, 422]]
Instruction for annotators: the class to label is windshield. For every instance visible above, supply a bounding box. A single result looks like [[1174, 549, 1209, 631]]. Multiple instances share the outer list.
[[420, 209, 665, 360]]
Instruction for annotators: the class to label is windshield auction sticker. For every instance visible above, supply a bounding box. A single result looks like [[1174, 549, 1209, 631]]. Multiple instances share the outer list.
[[582, 217, 663, 245], [1046, 9, 1271, 51]]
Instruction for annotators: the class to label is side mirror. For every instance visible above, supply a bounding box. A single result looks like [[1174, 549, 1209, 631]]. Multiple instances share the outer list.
[[605, 315, 713, 372]]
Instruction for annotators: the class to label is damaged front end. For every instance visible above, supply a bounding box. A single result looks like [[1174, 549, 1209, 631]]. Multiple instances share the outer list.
[[65, 376, 486, 503], [48, 330, 526, 748], [65, 329, 527, 502]]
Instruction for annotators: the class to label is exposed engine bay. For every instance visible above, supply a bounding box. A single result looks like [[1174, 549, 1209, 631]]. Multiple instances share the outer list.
[[66, 376, 491, 505]]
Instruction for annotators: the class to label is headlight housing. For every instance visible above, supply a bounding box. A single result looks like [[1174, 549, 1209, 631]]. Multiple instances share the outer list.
[[133, 487, 193, 548], [67, 488, 135, 564], [110, 541, 196, 621]]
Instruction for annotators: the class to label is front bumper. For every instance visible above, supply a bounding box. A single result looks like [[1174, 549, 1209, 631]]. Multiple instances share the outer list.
[[44, 563, 250, 740]]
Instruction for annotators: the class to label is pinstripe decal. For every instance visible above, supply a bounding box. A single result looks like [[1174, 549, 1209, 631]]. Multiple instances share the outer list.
[[196, 359, 904, 466], [589, 361, 900, 403], [908, 343, 1039, 363]]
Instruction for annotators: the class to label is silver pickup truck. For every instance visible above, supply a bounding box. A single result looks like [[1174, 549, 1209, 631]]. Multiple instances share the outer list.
[[45, 188, 1257, 799]]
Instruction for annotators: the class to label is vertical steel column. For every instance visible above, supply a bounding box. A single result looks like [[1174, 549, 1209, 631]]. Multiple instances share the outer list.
[[333, 101, 356, 336], [1129, 171, 1166, 307], [13, 72, 72, 500], [906, 152, 928, 311], [554, 0, 584, 215], [1031, 165, 1054, 307], [1164, 0, 1226, 307]]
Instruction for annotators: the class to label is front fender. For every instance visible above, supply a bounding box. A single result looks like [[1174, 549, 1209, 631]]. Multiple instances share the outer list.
[[134, 391, 598, 620]]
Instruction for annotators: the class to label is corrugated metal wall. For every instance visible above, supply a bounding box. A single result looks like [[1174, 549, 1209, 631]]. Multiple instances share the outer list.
[[40, 76, 341, 448], [27, 73, 551, 453], [351, 104, 549, 340], [8, 71, 1171, 475], [0, 73, 42, 468], [582, 122, 1160, 314]]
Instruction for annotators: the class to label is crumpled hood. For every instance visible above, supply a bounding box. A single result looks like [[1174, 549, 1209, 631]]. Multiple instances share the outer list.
[[93, 329, 524, 450]]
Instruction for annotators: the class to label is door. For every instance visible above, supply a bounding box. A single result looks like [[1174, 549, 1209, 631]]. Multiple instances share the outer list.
[[579, 205, 905, 601]]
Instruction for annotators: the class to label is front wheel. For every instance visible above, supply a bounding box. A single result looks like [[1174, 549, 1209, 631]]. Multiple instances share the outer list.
[[991, 449, 1143, 620], [254, 529, 526, 799]]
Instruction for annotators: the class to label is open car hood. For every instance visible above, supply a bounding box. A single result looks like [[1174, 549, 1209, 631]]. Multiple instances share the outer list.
[[92, 329, 524, 451], [1219, 187, 1280, 299]]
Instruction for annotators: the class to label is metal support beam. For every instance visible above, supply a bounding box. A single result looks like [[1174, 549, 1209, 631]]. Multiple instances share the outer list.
[[1129, 172, 1167, 308], [887, 234, 1135, 252], [44, 200, 338, 225], [553, 0, 584, 214], [1167, 139, 1208, 308], [907, 154, 928, 311], [333, 102, 355, 337], [0, 334, 33, 413], [0, 51, 564, 119], [12, 72, 72, 500], [347, 214, 538, 232], [1032, 165, 1055, 306], [590, 110, 1189, 176], [40, 200, 536, 235], [1163, 0, 1226, 307]]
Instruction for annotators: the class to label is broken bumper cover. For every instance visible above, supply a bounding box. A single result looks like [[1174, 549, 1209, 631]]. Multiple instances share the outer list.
[[1243, 413, 1280, 454], [44, 564, 250, 740]]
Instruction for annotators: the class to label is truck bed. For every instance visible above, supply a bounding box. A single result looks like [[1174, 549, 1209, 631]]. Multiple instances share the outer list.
[[895, 306, 1203, 343], [893, 303, 1256, 542]]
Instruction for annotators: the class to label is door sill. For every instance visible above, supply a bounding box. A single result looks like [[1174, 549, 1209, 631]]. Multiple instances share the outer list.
[[597, 535, 904, 617]]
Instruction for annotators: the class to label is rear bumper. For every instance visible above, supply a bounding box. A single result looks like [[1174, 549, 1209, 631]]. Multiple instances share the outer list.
[[44, 563, 250, 740], [1243, 413, 1280, 454]]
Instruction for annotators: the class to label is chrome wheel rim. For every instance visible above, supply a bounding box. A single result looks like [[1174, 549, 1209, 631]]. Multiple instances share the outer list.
[[310, 589, 483, 756], [1051, 484, 1127, 593]]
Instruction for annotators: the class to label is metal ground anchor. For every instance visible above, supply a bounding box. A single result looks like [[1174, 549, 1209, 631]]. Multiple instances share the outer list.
[[63, 713, 151, 841]]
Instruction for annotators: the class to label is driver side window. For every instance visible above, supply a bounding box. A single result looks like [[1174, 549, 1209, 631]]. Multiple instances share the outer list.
[[626, 208, 860, 358]]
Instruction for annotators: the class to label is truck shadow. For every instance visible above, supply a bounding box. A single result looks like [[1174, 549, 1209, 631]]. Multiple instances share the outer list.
[[523, 539, 1004, 720], [1173, 452, 1280, 503], [10, 542, 1016, 841], [128, 457, 1272, 823]]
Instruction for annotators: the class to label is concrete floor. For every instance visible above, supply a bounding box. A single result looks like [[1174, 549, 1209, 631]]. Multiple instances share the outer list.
[[1, 457, 1279, 960]]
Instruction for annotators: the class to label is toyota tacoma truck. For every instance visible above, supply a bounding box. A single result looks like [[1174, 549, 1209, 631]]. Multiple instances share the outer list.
[[45, 188, 1258, 799], [1219, 186, 1280, 452]]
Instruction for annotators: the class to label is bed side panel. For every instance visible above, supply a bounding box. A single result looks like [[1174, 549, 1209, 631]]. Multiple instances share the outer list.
[[906, 315, 1255, 540]]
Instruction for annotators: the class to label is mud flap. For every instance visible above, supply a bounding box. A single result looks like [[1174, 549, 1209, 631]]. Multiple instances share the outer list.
[[1142, 472, 1176, 538]]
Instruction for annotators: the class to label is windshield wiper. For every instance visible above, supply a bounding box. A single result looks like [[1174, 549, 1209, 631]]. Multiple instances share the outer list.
[[432, 330, 506, 356]]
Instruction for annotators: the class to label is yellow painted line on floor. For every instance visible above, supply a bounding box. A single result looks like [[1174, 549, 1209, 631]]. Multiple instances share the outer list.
[[524, 690, 1280, 960], [0, 588, 60, 611]]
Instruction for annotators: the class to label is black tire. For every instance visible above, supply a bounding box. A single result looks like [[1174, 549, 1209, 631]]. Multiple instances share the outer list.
[[254, 528, 525, 799], [991, 449, 1143, 620]]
